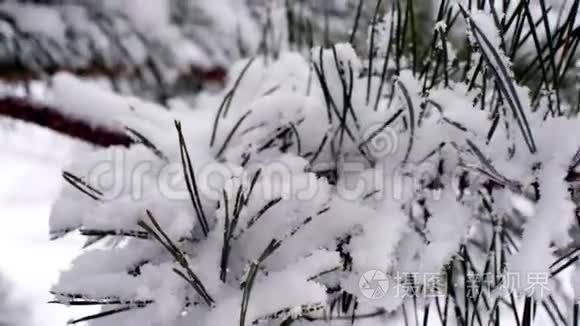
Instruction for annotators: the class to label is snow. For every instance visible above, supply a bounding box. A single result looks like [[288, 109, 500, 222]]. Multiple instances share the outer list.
[[348, 201, 408, 274], [0, 1, 262, 84], [0, 121, 96, 325], [0, 4, 66, 42], [109, 0, 172, 31], [2, 2, 580, 325], [44, 27, 580, 322], [50, 73, 172, 133], [370, 11, 397, 58]]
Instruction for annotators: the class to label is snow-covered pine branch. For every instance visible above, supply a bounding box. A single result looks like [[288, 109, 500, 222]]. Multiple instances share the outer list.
[[0, 72, 177, 147], [48, 1, 580, 325], [0, 0, 379, 100], [0, 96, 132, 147], [0, 0, 383, 147], [0, 0, 259, 100]]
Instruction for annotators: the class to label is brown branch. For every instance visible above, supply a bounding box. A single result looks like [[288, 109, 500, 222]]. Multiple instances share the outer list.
[[0, 97, 133, 147], [0, 64, 228, 148], [190, 66, 227, 86], [0, 62, 226, 87], [0, 63, 128, 83], [566, 170, 580, 183]]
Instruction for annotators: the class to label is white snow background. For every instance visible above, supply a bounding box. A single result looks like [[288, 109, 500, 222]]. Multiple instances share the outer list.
[[0, 120, 96, 325]]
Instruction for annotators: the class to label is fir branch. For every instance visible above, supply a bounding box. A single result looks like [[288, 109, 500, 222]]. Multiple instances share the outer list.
[[459, 4, 537, 153], [138, 211, 214, 306], [175, 121, 210, 236], [62, 171, 103, 201]]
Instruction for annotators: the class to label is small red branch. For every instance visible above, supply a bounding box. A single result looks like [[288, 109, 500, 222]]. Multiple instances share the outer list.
[[0, 97, 133, 147], [0, 65, 228, 148]]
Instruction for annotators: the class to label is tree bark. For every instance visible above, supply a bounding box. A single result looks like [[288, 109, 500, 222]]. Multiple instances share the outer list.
[[0, 97, 133, 147]]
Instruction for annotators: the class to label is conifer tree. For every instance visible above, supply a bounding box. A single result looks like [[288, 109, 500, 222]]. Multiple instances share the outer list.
[[1, 1, 580, 325]]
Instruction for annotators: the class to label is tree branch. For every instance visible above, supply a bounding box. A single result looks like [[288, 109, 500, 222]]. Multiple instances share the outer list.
[[0, 97, 133, 147]]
